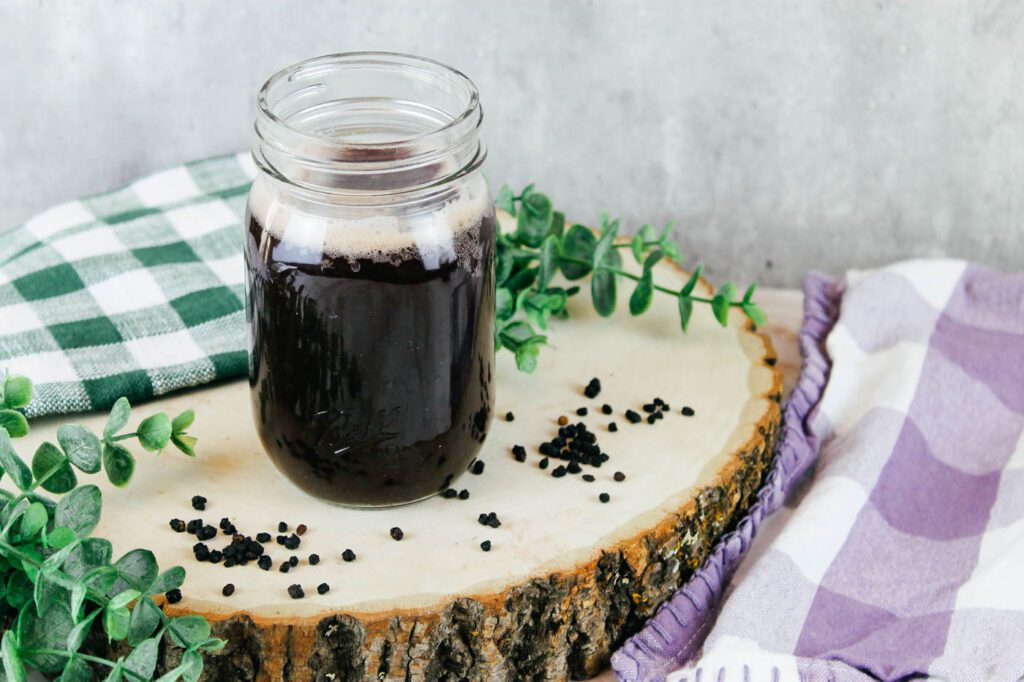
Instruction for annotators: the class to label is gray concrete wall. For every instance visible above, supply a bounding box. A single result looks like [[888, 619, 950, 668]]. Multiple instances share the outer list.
[[1, 0, 1022, 286]]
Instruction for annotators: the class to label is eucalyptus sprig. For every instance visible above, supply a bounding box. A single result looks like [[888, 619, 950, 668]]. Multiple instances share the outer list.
[[0, 373, 220, 682], [493, 184, 767, 371]]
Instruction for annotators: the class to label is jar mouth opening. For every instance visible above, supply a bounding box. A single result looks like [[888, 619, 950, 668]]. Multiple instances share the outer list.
[[258, 51, 480, 151]]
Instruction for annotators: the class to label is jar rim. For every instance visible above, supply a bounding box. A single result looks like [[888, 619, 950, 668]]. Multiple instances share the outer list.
[[257, 51, 481, 151]]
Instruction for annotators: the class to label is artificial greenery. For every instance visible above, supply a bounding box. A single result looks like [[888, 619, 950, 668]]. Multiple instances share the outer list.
[[0, 374, 220, 681], [494, 184, 767, 372]]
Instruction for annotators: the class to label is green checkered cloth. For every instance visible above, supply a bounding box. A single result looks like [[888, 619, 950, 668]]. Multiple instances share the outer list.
[[0, 152, 256, 418]]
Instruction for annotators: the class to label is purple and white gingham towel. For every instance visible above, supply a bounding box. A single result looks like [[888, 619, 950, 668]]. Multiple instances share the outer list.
[[613, 260, 1024, 681]]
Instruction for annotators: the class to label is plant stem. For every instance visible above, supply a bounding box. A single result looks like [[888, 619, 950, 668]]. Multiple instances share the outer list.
[[111, 433, 137, 442], [22, 649, 148, 681], [556, 256, 745, 306], [0, 540, 41, 567]]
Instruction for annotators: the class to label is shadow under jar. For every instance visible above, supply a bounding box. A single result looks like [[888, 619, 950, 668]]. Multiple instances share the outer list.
[[245, 53, 495, 507]]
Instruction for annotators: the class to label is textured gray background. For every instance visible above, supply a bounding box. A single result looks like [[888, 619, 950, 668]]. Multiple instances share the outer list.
[[1, 0, 1022, 286]]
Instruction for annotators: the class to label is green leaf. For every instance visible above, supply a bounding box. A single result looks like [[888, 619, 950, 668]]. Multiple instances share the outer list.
[[103, 606, 130, 640], [495, 184, 516, 216], [678, 295, 694, 333], [515, 192, 553, 248], [171, 409, 194, 434], [549, 210, 565, 238], [181, 649, 204, 682], [57, 425, 102, 474], [6, 572, 31, 609], [70, 582, 86, 620], [56, 485, 102, 538], [124, 636, 160, 680], [559, 225, 597, 280], [19, 502, 47, 539], [171, 434, 198, 457], [113, 549, 158, 593], [537, 234, 560, 291], [680, 264, 704, 297], [743, 282, 758, 304], [504, 266, 538, 293], [514, 344, 540, 373], [128, 596, 162, 646], [2, 375, 32, 410], [711, 281, 736, 327], [0, 410, 29, 439], [591, 268, 617, 317], [0, 429, 32, 491], [495, 241, 514, 286], [19, 603, 74, 673], [136, 413, 172, 452], [630, 233, 645, 263], [57, 657, 93, 682], [108, 589, 141, 610], [591, 222, 618, 271], [198, 638, 227, 652], [149, 566, 185, 595], [104, 397, 131, 441], [42, 539, 80, 575], [67, 610, 100, 652], [498, 321, 541, 351], [31, 442, 77, 494], [62, 538, 113, 580], [742, 301, 768, 327], [103, 443, 135, 487], [167, 615, 211, 648], [47, 526, 77, 550], [495, 288, 515, 321], [629, 250, 663, 316], [1, 630, 26, 682]]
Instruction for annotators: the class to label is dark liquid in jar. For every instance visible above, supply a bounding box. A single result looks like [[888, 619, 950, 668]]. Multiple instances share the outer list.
[[244, 204, 495, 505]]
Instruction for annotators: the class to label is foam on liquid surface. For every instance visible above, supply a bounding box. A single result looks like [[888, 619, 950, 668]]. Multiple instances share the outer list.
[[248, 175, 491, 271]]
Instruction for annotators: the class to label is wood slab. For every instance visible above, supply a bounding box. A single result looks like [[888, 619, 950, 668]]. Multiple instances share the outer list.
[[13, 264, 794, 681]]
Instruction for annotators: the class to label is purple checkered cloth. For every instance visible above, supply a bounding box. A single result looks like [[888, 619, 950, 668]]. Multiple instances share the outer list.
[[612, 260, 1024, 681]]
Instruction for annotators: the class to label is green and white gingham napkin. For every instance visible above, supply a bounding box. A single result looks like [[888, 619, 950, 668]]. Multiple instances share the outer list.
[[0, 153, 256, 418]]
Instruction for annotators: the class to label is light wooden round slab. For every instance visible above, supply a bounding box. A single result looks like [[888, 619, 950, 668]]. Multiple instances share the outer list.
[[15, 255, 781, 681]]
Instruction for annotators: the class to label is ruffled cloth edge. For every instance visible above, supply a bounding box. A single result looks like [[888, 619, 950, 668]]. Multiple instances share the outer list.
[[610, 272, 844, 682]]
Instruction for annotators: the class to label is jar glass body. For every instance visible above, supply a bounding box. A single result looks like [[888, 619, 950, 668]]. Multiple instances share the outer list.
[[244, 53, 495, 507]]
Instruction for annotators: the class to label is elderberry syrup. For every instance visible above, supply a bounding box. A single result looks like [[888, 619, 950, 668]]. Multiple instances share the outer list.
[[245, 53, 495, 506]]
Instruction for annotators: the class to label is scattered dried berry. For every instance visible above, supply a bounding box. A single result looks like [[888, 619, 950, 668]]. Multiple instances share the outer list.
[[647, 414, 657, 424], [614, 471, 626, 482], [284, 534, 301, 550], [681, 406, 695, 417], [512, 445, 527, 462], [278, 522, 288, 533], [643, 403, 656, 413], [309, 553, 320, 565], [208, 550, 223, 564], [444, 488, 458, 498], [506, 411, 515, 422], [471, 460, 485, 475], [258, 556, 272, 571], [459, 489, 470, 500], [582, 474, 595, 482], [342, 549, 356, 562], [222, 584, 235, 597], [608, 422, 618, 432], [288, 584, 304, 599], [601, 404, 613, 415], [279, 563, 291, 573], [197, 525, 217, 541], [165, 589, 182, 604], [317, 583, 330, 595], [539, 457, 550, 469], [584, 378, 602, 398], [256, 532, 271, 543], [169, 519, 185, 533], [390, 527, 404, 541], [576, 407, 588, 416], [599, 492, 611, 503], [625, 410, 642, 424], [186, 519, 202, 535], [296, 524, 308, 536], [552, 465, 567, 478], [557, 415, 569, 426], [191, 495, 206, 511], [480, 540, 492, 552]]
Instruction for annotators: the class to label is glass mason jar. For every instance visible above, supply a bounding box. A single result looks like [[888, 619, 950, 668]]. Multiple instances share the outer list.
[[244, 53, 495, 507]]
